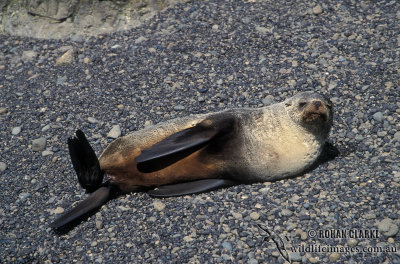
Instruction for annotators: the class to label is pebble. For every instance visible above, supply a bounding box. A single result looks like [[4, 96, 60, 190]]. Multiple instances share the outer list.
[[329, 253, 340, 262], [173, 105, 185, 111], [52, 207, 65, 215], [393, 132, 400, 141], [42, 150, 54, 156], [373, 112, 384, 122], [0, 107, 7, 114], [347, 239, 358, 247], [289, 252, 302, 262], [312, 5, 323, 15], [107, 125, 121, 138], [221, 241, 232, 251], [0, 162, 7, 172], [377, 218, 399, 237], [41, 125, 50, 132], [96, 221, 103, 229], [250, 212, 260, 220], [21, 50, 38, 62], [280, 209, 293, 217], [247, 258, 258, 264], [11, 127, 21, 135], [88, 117, 99, 124], [153, 201, 166, 211], [18, 192, 30, 200], [31, 137, 46, 151], [55, 49, 76, 66]]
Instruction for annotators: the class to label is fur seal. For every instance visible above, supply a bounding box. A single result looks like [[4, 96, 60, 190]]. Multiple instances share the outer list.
[[50, 91, 333, 228]]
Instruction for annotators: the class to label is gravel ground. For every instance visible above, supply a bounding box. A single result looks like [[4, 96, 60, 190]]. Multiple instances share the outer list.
[[1, 0, 399, 263]]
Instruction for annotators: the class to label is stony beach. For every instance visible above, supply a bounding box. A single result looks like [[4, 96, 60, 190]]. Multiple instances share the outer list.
[[1, 0, 399, 263]]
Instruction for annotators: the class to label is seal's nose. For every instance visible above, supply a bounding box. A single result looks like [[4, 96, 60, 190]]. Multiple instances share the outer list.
[[313, 100, 322, 110]]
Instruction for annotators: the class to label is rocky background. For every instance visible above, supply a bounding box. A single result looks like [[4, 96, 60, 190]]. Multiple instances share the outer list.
[[1, 0, 400, 263], [1, 0, 185, 39]]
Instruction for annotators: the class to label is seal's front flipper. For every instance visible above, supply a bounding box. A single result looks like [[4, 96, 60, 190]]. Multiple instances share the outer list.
[[147, 179, 238, 198], [135, 116, 235, 172], [50, 186, 111, 228]]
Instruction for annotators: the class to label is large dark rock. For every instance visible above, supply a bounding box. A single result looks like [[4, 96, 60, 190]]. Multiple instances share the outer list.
[[0, 0, 185, 39]]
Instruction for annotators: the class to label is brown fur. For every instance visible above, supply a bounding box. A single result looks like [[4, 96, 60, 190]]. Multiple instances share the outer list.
[[101, 146, 221, 192]]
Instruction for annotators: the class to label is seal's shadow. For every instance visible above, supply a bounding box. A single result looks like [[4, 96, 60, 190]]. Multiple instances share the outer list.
[[303, 141, 339, 174]]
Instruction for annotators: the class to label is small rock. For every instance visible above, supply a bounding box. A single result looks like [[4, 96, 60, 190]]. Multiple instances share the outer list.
[[312, 5, 323, 15], [55, 49, 76, 66], [347, 239, 358, 247], [0, 162, 7, 172], [153, 201, 166, 211], [32, 137, 46, 151], [107, 125, 121, 138], [281, 209, 293, 217], [88, 117, 99, 124], [18, 192, 31, 200], [329, 252, 340, 262], [373, 112, 383, 122], [52, 207, 65, 215], [0, 107, 7, 114], [83, 57, 91, 64], [22, 50, 38, 62], [96, 221, 103, 229], [364, 213, 376, 220], [135, 36, 147, 44], [377, 218, 399, 237], [12, 127, 21, 135], [183, 235, 194, 242], [42, 150, 54, 156], [250, 212, 260, 220], [41, 125, 50, 132], [221, 241, 232, 251], [173, 105, 185, 111], [393, 132, 400, 141], [248, 258, 258, 264], [289, 252, 302, 262]]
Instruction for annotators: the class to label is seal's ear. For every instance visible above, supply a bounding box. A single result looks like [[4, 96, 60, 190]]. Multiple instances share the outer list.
[[135, 116, 235, 172]]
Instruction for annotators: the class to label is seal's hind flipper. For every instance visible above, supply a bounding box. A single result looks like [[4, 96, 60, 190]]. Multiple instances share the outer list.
[[68, 130, 103, 192], [135, 116, 235, 172], [147, 179, 238, 198], [50, 186, 111, 228]]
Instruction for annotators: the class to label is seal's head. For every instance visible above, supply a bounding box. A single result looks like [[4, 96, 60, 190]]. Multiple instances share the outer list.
[[284, 91, 333, 137]]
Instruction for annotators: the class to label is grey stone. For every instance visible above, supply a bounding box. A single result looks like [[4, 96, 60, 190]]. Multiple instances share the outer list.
[[289, 252, 302, 262], [21, 50, 38, 62], [393, 132, 400, 141], [221, 241, 232, 251], [32, 137, 46, 151], [88, 117, 99, 124], [107, 125, 121, 138], [55, 49, 76, 66], [373, 112, 384, 122], [42, 150, 54, 156], [312, 5, 323, 15], [173, 105, 185, 111], [0, 107, 7, 114], [11, 127, 21, 135], [0, 162, 7, 172], [281, 209, 293, 217], [377, 218, 399, 237], [329, 252, 340, 262], [153, 201, 166, 211]]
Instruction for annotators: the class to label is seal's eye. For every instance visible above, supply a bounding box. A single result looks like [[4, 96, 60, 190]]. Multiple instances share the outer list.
[[299, 102, 307, 108], [285, 103, 292, 107]]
